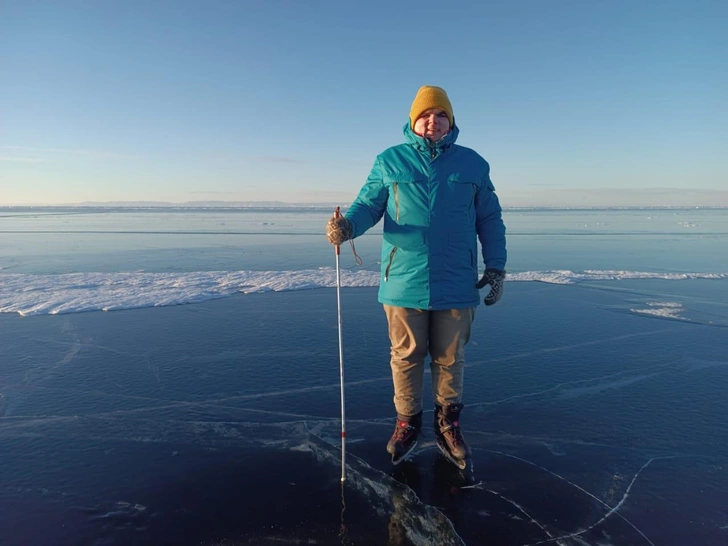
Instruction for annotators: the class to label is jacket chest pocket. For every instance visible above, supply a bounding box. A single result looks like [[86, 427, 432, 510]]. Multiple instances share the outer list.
[[446, 174, 477, 210], [384, 173, 425, 223]]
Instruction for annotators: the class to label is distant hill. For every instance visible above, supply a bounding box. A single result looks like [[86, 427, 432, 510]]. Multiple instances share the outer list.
[[68, 201, 342, 208]]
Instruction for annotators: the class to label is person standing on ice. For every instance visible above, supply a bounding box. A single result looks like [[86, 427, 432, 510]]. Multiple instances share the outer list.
[[326, 85, 507, 468]]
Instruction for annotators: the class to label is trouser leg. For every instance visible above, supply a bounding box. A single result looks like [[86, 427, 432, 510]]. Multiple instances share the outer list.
[[383, 305, 429, 418], [429, 307, 475, 407]]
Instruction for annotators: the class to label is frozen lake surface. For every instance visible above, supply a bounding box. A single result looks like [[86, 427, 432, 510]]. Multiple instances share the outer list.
[[1, 207, 727, 545]]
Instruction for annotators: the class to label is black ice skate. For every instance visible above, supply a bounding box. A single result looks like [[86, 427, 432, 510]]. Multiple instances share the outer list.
[[434, 403, 472, 471], [386, 412, 422, 465]]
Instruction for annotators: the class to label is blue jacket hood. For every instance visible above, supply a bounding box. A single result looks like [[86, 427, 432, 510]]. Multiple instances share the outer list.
[[402, 122, 460, 155]]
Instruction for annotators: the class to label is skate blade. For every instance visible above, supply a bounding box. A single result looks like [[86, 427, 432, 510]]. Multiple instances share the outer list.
[[390, 440, 418, 466], [436, 440, 472, 472]]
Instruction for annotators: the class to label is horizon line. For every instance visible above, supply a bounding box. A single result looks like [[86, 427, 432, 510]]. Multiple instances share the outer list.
[[1, 201, 727, 211]]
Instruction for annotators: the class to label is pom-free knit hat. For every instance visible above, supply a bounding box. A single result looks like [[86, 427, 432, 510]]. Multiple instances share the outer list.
[[409, 86, 454, 130]]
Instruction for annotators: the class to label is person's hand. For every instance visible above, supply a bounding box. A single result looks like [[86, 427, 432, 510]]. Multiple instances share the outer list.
[[475, 268, 506, 306], [326, 215, 353, 246]]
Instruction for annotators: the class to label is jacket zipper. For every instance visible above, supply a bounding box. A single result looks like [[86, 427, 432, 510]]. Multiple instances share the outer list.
[[384, 247, 398, 281], [393, 182, 399, 221]]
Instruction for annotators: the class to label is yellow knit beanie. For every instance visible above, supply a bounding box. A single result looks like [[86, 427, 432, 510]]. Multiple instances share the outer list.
[[409, 86, 454, 130]]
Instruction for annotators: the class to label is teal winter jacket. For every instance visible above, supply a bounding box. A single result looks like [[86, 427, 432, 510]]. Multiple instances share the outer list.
[[345, 123, 507, 310]]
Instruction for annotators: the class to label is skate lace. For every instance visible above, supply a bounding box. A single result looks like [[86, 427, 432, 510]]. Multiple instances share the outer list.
[[393, 421, 414, 440], [443, 421, 464, 446]]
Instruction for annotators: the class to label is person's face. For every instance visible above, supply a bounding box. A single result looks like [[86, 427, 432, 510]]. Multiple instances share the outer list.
[[413, 108, 451, 142]]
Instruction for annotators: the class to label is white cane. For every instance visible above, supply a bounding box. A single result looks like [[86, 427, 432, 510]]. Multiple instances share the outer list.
[[333, 206, 347, 483]]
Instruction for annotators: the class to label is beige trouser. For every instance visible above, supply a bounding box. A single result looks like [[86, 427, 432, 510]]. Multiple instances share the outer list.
[[383, 305, 476, 418]]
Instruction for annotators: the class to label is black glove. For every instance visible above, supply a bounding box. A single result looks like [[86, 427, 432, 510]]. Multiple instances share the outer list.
[[475, 268, 506, 306], [325, 215, 353, 246]]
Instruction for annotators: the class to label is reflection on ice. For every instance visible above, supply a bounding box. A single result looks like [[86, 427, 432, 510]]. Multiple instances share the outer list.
[[1, 404, 675, 545]]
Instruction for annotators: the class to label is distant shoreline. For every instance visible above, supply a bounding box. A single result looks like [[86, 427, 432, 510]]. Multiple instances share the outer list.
[[1, 204, 727, 212]]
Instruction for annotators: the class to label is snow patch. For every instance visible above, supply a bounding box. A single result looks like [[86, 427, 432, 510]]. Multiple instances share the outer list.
[[630, 301, 686, 320], [1, 269, 725, 316]]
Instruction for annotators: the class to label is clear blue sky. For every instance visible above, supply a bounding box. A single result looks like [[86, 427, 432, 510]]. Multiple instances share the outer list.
[[1, 0, 726, 207]]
